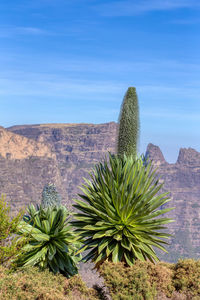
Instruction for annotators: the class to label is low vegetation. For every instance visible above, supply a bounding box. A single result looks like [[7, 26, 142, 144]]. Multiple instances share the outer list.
[[0, 194, 23, 266], [99, 259, 200, 299], [0, 265, 97, 300], [0, 259, 200, 299]]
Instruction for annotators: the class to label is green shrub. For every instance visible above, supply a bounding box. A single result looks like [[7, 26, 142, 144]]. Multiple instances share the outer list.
[[0, 265, 98, 300], [172, 259, 200, 297], [99, 259, 200, 300], [99, 261, 158, 300], [72, 154, 174, 268], [16, 204, 81, 277], [0, 194, 23, 265]]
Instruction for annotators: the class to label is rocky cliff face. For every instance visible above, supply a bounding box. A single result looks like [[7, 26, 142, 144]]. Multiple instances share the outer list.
[[7, 123, 117, 207], [145, 144, 200, 261], [145, 143, 167, 166], [2, 122, 200, 262], [176, 147, 200, 166], [0, 126, 55, 160], [0, 126, 66, 211]]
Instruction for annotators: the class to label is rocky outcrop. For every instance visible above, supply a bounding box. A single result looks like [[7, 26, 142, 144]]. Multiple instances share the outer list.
[[176, 147, 200, 166], [0, 126, 55, 160], [0, 127, 66, 212], [146, 144, 200, 261], [0, 156, 66, 212], [145, 143, 167, 166]]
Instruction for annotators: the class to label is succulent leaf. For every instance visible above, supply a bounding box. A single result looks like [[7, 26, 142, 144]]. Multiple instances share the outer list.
[[72, 154, 174, 268], [16, 205, 81, 278]]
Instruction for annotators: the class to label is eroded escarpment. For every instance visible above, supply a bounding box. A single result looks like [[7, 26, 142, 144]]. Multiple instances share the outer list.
[[3, 122, 200, 261], [0, 126, 55, 160]]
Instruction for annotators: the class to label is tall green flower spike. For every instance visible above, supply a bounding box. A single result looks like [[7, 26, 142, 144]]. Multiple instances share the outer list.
[[117, 87, 140, 158]]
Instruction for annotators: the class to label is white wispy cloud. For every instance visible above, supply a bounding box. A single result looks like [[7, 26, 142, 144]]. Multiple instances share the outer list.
[[169, 18, 200, 25], [94, 0, 200, 17], [0, 24, 91, 39], [0, 26, 48, 37], [141, 109, 200, 121], [0, 72, 200, 106], [0, 73, 124, 99], [0, 56, 200, 101], [3, 53, 198, 77], [15, 27, 47, 35]]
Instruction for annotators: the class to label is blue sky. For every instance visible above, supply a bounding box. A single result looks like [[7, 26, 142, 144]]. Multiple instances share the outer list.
[[0, 0, 200, 162]]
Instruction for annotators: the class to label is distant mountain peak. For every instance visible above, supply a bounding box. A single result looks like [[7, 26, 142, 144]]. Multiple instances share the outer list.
[[145, 143, 167, 166], [176, 147, 200, 166]]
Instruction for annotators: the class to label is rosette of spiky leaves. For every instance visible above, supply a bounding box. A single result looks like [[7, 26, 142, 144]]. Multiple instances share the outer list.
[[16, 204, 81, 278], [72, 153, 174, 268]]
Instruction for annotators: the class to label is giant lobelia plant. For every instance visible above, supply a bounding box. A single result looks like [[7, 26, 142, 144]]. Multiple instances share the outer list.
[[16, 204, 81, 277], [72, 154, 174, 267], [72, 87, 174, 268]]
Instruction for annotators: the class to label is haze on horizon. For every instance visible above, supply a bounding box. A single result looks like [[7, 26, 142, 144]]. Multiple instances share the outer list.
[[0, 0, 199, 163]]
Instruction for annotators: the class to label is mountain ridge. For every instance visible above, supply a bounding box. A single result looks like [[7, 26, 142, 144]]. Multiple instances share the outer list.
[[0, 122, 199, 261]]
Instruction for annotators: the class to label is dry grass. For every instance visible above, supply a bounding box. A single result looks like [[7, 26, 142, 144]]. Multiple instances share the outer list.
[[99, 259, 200, 300], [1, 259, 200, 299], [0, 266, 98, 300]]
